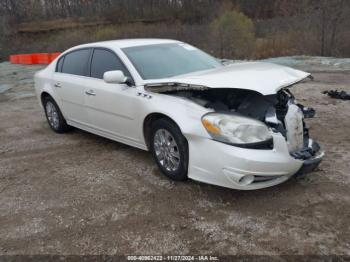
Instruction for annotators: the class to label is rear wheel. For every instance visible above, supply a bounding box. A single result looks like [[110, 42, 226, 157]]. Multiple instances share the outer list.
[[43, 96, 71, 133], [150, 118, 188, 181]]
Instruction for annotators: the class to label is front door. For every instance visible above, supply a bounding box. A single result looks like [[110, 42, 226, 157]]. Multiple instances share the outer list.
[[84, 48, 142, 146]]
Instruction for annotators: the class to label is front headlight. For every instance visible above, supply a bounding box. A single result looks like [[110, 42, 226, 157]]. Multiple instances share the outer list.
[[201, 113, 273, 147]]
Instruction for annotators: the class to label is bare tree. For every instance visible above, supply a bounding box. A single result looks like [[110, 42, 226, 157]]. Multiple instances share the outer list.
[[307, 0, 350, 56]]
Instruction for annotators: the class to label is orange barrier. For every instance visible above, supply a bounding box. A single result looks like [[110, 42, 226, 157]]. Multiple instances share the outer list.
[[35, 53, 50, 64], [9, 55, 20, 64], [9, 52, 61, 65], [19, 54, 33, 64]]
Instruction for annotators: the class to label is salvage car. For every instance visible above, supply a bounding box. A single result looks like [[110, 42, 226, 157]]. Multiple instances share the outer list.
[[34, 39, 324, 190]]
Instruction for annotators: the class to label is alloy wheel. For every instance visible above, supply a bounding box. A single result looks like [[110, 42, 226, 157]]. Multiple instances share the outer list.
[[153, 129, 180, 172], [45, 101, 60, 130]]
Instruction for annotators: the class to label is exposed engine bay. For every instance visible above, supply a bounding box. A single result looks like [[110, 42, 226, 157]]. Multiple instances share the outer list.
[[146, 83, 321, 160]]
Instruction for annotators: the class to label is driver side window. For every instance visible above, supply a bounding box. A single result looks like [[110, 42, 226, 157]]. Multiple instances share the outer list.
[[90, 49, 131, 80]]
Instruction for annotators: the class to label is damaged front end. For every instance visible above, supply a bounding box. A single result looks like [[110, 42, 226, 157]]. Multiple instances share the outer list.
[[146, 82, 323, 176]]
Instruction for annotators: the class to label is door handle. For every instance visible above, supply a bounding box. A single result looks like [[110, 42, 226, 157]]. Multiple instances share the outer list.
[[85, 90, 96, 96], [54, 83, 61, 88]]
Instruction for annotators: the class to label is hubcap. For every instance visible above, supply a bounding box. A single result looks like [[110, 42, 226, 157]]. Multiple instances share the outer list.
[[153, 129, 180, 172], [45, 101, 60, 130]]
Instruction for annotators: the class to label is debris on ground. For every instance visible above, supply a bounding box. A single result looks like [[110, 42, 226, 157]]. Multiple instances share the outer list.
[[322, 90, 350, 100]]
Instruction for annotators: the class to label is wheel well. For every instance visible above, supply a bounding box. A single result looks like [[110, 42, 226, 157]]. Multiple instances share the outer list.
[[143, 113, 181, 149], [40, 92, 51, 106]]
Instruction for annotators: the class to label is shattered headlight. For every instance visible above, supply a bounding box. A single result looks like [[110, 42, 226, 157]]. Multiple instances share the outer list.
[[201, 113, 273, 147]]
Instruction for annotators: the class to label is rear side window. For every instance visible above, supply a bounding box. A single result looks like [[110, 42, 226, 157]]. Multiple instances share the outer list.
[[90, 49, 131, 79], [61, 49, 91, 76]]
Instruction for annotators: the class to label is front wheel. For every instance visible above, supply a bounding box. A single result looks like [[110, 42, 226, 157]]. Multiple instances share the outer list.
[[150, 118, 188, 181]]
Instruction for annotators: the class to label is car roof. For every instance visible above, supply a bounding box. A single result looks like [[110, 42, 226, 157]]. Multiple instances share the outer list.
[[70, 38, 181, 50]]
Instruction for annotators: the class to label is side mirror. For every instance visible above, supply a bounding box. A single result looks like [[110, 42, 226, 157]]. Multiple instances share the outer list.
[[103, 70, 127, 84]]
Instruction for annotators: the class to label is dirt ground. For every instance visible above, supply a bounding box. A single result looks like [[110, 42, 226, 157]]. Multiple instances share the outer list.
[[0, 61, 349, 256]]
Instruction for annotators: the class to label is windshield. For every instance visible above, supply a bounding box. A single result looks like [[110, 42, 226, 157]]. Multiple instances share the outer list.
[[122, 43, 222, 80]]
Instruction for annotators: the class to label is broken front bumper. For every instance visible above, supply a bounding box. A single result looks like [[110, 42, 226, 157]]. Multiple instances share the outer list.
[[290, 139, 324, 177], [186, 132, 323, 190], [295, 152, 324, 177]]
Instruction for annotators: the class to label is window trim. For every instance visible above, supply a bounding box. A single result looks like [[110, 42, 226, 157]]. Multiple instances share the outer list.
[[56, 56, 65, 72], [55, 47, 92, 77], [89, 47, 135, 86]]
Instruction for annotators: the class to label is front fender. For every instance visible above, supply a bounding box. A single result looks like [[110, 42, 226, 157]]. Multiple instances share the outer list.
[[138, 91, 211, 145]]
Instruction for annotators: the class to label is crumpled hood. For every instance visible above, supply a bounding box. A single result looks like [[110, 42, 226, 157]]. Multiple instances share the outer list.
[[143, 62, 310, 95]]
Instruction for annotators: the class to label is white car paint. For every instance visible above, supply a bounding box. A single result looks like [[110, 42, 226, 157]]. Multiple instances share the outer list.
[[144, 61, 310, 95], [34, 39, 323, 190]]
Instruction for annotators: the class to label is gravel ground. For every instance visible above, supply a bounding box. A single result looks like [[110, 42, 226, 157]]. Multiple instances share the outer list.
[[0, 61, 349, 256]]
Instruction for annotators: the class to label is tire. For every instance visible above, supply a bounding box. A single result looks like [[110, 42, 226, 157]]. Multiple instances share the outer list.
[[150, 118, 188, 181], [43, 96, 71, 133]]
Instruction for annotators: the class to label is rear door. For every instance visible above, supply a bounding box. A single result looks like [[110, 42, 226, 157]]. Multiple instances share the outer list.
[[53, 48, 92, 125], [84, 48, 142, 145]]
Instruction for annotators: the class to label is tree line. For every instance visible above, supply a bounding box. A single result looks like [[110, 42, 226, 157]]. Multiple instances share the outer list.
[[0, 0, 349, 60], [3, 0, 347, 23]]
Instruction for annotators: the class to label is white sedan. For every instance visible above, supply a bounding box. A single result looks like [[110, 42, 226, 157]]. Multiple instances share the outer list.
[[34, 39, 323, 190]]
